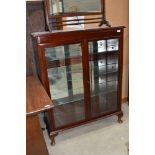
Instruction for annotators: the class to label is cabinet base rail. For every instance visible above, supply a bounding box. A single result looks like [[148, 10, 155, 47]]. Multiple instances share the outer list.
[[48, 110, 123, 145]]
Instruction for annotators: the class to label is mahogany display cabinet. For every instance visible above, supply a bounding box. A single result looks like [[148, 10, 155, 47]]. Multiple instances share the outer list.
[[32, 26, 125, 145]]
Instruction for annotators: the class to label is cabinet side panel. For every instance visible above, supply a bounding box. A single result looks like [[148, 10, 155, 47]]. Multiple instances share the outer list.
[[26, 115, 49, 155], [117, 30, 124, 110]]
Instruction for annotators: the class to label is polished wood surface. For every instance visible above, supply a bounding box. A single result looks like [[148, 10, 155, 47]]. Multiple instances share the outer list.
[[26, 76, 53, 115], [26, 76, 53, 155], [32, 27, 124, 144], [26, 116, 49, 155]]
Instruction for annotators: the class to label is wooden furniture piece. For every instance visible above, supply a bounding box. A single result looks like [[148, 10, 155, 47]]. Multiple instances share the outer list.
[[32, 26, 124, 145], [26, 1, 47, 76], [26, 76, 53, 155], [44, 0, 111, 31]]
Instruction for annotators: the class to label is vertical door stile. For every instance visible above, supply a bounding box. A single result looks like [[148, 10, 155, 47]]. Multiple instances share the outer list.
[[82, 40, 91, 120], [38, 45, 51, 97], [117, 30, 124, 110]]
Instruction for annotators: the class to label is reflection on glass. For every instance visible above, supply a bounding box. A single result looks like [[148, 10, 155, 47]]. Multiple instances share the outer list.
[[45, 43, 85, 128], [89, 39, 119, 117], [45, 43, 84, 106], [52, 0, 63, 14], [47, 64, 84, 102], [45, 44, 81, 61], [97, 40, 106, 52], [89, 40, 105, 54], [51, 0, 101, 14], [62, 14, 103, 31], [107, 39, 118, 51], [89, 39, 119, 53]]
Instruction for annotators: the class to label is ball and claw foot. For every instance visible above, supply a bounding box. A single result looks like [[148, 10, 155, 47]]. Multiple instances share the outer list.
[[118, 118, 123, 124], [51, 139, 56, 146], [50, 133, 58, 146], [117, 112, 123, 124]]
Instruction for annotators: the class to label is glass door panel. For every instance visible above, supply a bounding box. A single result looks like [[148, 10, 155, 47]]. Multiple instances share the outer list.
[[89, 38, 119, 117], [45, 43, 85, 128]]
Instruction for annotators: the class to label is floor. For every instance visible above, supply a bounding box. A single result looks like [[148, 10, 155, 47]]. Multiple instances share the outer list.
[[42, 103, 129, 155]]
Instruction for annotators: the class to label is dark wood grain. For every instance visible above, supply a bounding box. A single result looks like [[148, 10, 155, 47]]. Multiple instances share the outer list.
[[26, 76, 53, 116], [26, 75, 52, 155], [32, 27, 124, 144], [26, 115, 49, 155], [32, 26, 125, 41]]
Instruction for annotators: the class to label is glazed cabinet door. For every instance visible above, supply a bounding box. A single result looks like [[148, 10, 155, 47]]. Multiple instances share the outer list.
[[88, 38, 120, 118], [44, 42, 86, 129]]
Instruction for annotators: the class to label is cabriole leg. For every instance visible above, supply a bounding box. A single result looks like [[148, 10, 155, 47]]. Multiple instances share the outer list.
[[117, 111, 123, 123], [50, 133, 58, 145]]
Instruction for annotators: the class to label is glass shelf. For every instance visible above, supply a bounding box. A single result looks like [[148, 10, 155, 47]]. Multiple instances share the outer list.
[[53, 94, 84, 106], [93, 69, 118, 76], [51, 86, 84, 97], [89, 53, 118, 64], [45, 53, 82, 62], [89, 48, 118, 54], [90, 63, 118, 74], [93, 78, 118, 85], [51, 80, 117, 106], [93, 72, 118, 83], [91, 90, 118, 98], [48, 65, 83, 82], [91, 81, 118, 97]]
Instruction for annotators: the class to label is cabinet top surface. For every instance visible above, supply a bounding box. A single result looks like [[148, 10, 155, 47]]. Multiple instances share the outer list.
[[26, 76, 53, 116], [32, 26, 125, 37]]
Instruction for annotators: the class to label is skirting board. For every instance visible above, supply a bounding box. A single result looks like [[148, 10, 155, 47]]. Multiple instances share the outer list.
[[122, 96, 129, 103]]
